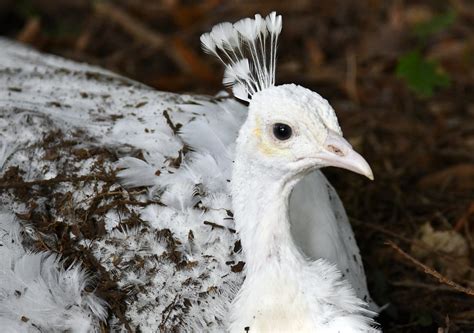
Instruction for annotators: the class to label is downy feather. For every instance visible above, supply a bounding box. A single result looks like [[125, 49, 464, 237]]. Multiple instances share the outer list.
[[0, 212, 107, 333]]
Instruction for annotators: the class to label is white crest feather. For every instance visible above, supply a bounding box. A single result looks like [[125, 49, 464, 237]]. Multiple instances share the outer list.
[[232, 83, 250, 102], [201, 12, 282, 101]]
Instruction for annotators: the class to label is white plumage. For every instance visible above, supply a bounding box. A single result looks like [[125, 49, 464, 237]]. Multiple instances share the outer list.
[[0, 11, 379, 332], [0, 213, 106, 332]]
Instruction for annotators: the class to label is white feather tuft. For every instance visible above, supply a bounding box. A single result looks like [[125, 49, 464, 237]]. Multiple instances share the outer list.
[[232, 83, 250, 102], [201, 12, 282, 100], [265, 11, 282, 35], [265, 12, 282, 85], [0, 212, 107, 333], [210, 22, 239, 49], [223, 58, 251, 87], [116, 156, 159, 188], [233, 18, 259, 41], [254, 14, 267, 37], [200, 33, 216, 54]]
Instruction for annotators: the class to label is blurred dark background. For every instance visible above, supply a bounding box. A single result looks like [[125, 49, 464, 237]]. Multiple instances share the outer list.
[[1, 0, 473, 332]]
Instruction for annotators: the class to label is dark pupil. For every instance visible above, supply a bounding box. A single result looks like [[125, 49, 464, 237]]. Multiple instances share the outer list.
[[273, 123, 292, 140]]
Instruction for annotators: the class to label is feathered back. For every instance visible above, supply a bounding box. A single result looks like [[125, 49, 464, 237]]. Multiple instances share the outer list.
[[201, 12, 282, 102]]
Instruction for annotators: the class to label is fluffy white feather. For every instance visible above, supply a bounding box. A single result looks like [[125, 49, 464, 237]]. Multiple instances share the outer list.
[[0, 38, 245, 332], [0, 212, 107, 333]]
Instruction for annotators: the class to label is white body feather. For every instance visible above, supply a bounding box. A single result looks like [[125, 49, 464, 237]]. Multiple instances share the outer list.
[[0, 212, 106, 333], [0, 28, 378, 333]]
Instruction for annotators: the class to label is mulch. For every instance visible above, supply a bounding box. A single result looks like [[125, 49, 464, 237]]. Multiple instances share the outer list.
[[1, 1, 473, 332]]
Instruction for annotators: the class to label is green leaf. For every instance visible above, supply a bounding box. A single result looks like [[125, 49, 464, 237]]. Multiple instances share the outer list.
[[396, 51, 450, 97], [414, 9, 456, 39], [15, 0, 39, 19]]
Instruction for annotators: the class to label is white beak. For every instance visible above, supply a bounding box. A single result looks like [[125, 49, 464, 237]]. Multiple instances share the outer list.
[[315, 131, 374, 180]]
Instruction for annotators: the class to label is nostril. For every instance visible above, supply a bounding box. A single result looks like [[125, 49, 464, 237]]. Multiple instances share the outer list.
[[327, 145, 345, 156]]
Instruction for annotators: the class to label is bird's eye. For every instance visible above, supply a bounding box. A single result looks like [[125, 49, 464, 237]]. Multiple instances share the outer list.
[[272, 123, 292, 141]]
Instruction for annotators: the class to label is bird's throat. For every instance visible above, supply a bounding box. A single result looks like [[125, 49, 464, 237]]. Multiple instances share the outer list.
[[231, 156, 305, 273]]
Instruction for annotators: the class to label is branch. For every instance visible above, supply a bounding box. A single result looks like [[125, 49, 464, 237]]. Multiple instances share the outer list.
[[386, 240, 474, 297], [95, 2, 165, 49], [94, 2, 215, 82]]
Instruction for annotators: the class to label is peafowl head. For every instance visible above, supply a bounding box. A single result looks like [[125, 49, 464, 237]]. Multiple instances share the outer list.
[[201, 12, 373, 180]]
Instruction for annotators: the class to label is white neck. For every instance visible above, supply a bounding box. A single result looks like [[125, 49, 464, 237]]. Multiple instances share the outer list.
[[231, 152, 305, 273]]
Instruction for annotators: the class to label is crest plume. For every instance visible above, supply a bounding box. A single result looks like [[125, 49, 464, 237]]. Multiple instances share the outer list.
[[201, 12, 282, 102]]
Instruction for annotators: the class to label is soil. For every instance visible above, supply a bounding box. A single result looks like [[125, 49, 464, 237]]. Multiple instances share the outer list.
[[1, 1, 473, 332]]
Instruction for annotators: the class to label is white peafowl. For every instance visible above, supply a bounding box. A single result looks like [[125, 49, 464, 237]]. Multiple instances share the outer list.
[[0, 12, 380, 333]]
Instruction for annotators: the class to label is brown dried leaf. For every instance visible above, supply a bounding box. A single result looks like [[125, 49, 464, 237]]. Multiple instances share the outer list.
[[411, 223, 471, 281]]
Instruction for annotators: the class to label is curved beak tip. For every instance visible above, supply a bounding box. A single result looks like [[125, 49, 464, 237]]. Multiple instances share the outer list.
[[366, 169, 375, 181], [351, 156, 374, 181], [318, 131, 375, 181]]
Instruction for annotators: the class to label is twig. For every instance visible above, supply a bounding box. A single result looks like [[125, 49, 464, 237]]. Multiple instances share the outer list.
[[454, 202, 474, 231], [76, 189, 147, 206], [351, 217, 414, 243], [352, 217, 474, 273], [391, 280, 466, 293], [94, 2, 215, 82], [93, 191, 128, 199], [95, 2, 165, 49], [345, 50, 359, 103], [34, 232, 54, 253], [159, 295, 179, 332], [203, 220, 236, 233], [95, 2, 189, 75], [83, 183, 112, 223], [94, 199, 165, 215], [163, 110, 180, 135], [0, 174, 115, 189], [94, 2, 191, 74], [386, 240, 474, 297]]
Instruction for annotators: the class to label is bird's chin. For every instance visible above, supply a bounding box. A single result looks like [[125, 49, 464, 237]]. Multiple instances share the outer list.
[[289, 158, 323, 176]]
